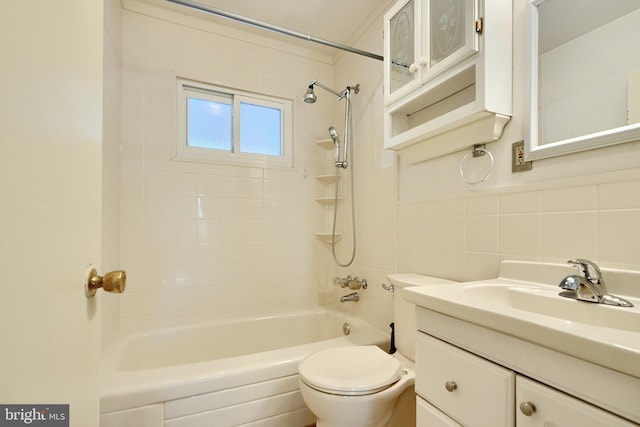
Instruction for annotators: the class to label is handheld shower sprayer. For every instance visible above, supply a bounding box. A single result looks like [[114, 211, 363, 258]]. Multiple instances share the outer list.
[[328, 126, 346, 168]]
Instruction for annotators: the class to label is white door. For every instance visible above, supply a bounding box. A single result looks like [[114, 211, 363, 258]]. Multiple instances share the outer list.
[[0, 1, 104, 426]]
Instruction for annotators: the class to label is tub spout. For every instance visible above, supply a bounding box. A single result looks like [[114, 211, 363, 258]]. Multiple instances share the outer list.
[[340, 292, 359, 303]]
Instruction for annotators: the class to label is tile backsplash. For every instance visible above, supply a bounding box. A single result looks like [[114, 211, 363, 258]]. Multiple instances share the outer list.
[[396, 175, 640, 282]]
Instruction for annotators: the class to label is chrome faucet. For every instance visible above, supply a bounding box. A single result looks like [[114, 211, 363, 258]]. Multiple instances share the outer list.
[[559, 259, 633, 307], [340, 292, 359, 303]]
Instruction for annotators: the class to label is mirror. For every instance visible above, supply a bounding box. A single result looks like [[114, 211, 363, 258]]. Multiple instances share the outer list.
[[525, 0, 640, 160]]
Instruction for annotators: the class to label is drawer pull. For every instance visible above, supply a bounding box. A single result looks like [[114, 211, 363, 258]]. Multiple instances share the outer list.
[[519, 401, 537, 416], [445, 381, 457, 392]]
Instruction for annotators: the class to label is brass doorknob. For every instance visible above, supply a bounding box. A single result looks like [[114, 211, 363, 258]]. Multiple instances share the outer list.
[[85, 268, 126, 298]]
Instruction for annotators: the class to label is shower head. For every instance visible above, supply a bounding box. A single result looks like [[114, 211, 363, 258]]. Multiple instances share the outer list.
[[304, 80, 345, 102], [303, 85, 317, 104]]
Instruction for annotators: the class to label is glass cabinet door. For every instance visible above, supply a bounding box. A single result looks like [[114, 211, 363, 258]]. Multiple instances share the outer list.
[[423, 0, 477, 78], [388, 0, 416, 96]]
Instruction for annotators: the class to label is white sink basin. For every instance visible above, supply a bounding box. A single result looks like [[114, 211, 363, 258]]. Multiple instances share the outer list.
[[463, 283, 640, 333], [403, 261, 640, 379]]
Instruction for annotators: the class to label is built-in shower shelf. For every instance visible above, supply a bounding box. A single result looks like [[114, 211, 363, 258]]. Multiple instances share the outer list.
[[316, 174, 337, 184], [316, 139, 334, 149], [314, 138, 342, 241], [315, 197, 341, 205], [315, 232, 343, 243]]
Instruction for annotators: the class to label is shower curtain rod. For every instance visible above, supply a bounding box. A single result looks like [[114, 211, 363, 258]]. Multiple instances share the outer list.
[[165, 0, 384, 61]]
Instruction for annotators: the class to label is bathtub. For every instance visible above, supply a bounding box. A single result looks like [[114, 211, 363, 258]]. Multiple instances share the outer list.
[[100, 308, 388, 427]]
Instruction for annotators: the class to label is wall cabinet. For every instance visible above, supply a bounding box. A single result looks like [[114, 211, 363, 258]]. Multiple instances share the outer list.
[[383, 0, 512, 162], [414, 309, 639, 427]]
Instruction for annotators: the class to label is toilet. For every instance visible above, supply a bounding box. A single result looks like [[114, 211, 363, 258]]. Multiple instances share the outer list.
[[298, 274, 454, 427]]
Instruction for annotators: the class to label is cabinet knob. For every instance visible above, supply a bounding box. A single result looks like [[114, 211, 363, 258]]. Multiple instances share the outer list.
[[445, 381, 457, 392], [519, 401, 537, 416], [408, 57, 427, 74]]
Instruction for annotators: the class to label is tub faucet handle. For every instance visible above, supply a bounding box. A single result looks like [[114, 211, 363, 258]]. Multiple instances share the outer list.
[[333, 275, 352, 288], [348, 277, 367, 290]]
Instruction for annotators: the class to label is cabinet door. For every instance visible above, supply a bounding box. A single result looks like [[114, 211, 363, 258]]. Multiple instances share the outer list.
[[516, 376, 637, 427], [422, 0, 478, 81], [416, 333, 515, 427], [417, 397, 462, 427], [385, 0, 420, 102]]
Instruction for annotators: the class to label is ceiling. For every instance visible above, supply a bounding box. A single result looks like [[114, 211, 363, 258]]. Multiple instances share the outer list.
[[133, 0, 392, 57]]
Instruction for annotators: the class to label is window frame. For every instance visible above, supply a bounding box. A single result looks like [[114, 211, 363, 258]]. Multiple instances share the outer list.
[[175, 78, 293, 168]]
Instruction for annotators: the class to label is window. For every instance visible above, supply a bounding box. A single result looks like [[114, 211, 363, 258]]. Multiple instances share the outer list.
[[176, 78, 293, 167]]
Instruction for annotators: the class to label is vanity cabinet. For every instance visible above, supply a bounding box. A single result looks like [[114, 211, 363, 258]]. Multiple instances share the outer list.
[[383, 0, 512, 161], [414, 309, 639, 427]]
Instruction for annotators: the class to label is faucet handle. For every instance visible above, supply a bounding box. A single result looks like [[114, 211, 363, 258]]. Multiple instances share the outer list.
[[348, 277, 367, 290], [333, 275, 352, 288], [567, 259, 604, 283]]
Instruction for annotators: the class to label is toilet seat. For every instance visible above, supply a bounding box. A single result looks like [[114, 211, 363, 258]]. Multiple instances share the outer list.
[[299, 346, 403, 396]]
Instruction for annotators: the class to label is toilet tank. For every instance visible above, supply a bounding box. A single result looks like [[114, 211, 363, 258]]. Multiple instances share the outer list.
[[388, 274, 455, 361]]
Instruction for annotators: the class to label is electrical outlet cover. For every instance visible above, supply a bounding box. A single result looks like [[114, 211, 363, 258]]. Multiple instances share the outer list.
[[512, 141, 532, 172]]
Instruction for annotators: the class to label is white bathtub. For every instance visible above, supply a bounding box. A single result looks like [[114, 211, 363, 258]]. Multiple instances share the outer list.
[[100, 308, 388, 427]]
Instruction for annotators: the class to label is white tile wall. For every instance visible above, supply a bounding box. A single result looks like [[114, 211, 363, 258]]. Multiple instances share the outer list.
[[396, 177, 640, 282], [118, 4, 335, 331]]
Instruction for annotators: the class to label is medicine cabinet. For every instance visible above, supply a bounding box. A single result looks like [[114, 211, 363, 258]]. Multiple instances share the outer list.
[[524, 0, 640, 160], [383, 0, 512, 162]]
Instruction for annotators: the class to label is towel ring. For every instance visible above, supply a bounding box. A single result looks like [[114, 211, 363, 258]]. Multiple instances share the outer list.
[[459, 145, 494, 185]]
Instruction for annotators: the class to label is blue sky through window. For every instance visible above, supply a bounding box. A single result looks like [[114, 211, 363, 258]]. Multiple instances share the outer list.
[[240, 102, 282, 156], [187, 97, 232, 150]]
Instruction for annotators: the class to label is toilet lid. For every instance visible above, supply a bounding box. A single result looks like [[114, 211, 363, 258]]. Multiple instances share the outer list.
[[299, 346, 403, 396]]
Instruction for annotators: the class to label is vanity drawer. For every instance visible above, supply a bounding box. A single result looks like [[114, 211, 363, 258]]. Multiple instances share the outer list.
[[417, 396, 462, 427], [415, 332, 515, 427], [516, 375, 637, 427]]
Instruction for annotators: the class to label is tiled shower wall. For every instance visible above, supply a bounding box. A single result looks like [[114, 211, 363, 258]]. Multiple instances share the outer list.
[[117, 2, 338, 332]]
